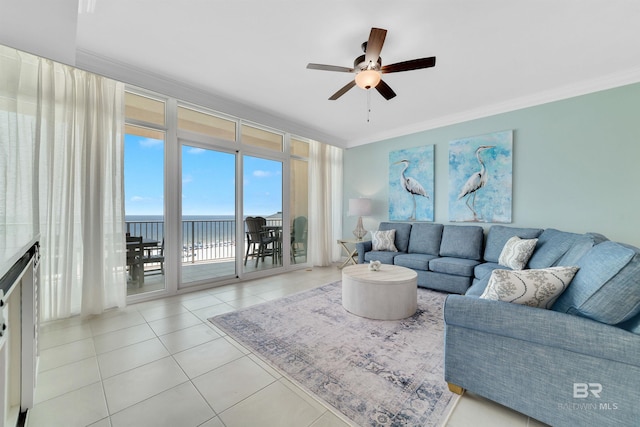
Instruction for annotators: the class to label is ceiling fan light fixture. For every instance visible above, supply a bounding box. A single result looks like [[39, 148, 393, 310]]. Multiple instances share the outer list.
[[355, 69, 381, 90], [308, 28, 435, 101]]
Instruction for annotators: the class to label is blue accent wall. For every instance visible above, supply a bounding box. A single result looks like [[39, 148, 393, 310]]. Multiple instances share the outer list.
[[343, 82, 640, 246]]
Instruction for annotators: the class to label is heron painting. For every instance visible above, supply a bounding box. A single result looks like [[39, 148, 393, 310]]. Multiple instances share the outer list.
[[449, 131, 513, 223], [389, 145, 434, 221]]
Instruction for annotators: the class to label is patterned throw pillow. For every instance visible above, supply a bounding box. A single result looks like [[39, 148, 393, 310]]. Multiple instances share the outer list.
[[480, 266, 579, 309], [498, 236, 538, 270], [372, 229, 398, 252]]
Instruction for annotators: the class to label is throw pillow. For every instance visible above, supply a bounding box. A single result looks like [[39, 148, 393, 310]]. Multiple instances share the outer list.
[[498, 236, 538, 270], [372, 229, 398, 252], [480, 266, 579, 309]]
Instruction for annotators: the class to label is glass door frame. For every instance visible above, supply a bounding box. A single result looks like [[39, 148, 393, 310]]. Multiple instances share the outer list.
[[236, 121, 304, 281], [239, 153, 286, 277], [177, 132, 240, 290], [124, 88, 171, 304], [125, 89, 312, 303]]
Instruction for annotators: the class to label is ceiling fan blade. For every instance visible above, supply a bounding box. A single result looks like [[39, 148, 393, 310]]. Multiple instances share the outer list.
[[381, 56, 436, 74], [375, 79, 396, 100], [307, 63, 354, 73], [364, 27, 387, 65], [329, 80, 356, 100]]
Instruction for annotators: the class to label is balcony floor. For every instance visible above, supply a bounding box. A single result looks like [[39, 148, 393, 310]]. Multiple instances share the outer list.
[[128, 255, 308, 296]]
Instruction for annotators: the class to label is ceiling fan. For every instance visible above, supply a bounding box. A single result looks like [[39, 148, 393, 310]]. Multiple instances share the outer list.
[[307, 27, 436, 101]]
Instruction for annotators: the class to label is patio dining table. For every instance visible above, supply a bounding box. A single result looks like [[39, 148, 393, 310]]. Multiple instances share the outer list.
[[262, 225, 283, 263]]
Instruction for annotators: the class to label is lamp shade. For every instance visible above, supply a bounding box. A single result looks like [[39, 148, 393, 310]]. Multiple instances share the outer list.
[[355, 70, 381, 90], [348, 198, 372, 217]]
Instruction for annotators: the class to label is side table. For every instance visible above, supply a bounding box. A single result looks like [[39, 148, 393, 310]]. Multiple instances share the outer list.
[[337, 238, 361, 269]]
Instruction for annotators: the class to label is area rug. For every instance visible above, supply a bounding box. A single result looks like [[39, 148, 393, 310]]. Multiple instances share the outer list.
[[209, 282, 459, 427]]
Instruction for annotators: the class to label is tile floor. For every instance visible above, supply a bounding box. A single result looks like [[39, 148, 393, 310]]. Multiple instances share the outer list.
[[28, 265, 547, 427]]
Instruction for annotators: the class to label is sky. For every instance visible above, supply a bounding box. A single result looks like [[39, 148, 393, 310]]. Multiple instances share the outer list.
[[124, 134, 283, 217]]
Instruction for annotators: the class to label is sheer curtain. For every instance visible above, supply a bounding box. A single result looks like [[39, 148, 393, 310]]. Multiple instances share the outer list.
[[38, 57, 126, 320], [0, 47, 39, 275], [1, 45, 126, 321], [308, 140, 343, 266]]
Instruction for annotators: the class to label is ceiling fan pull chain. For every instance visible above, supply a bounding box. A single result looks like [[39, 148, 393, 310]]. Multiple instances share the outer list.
[[367, 89, 372, 123]]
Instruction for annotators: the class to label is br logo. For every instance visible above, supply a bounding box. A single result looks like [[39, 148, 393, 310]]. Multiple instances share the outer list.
[[573, 383, 602, 398]]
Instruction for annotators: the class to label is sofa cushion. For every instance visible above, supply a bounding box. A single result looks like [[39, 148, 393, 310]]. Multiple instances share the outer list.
[[394, 253, 438, 271], [474, 262, 505, 279], [372, 229, 398, 252], [466, 276, 491, 297], [423, 271, 473, 294], [618, 311, 640, 335], [555, 232, 607, 266], [439, 225, 484, 260], [481, 266, 579, 309], [364, 250, 398, 265], [498, 236, 538, 270], [429, 257, 481, 277], [408, 223, 443, 255], [527, 228, 582, 268], [552, 241, 640, 324], [484, 225, 543, 263], [379, 222, 412, 253]]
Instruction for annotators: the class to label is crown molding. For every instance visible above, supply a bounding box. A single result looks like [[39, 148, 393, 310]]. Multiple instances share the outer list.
[[76, 48, 640, 150], [346, 66, 640, 148]]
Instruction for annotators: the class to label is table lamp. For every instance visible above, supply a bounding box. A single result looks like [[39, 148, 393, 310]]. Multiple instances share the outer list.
[[349, 198, 372, 240]]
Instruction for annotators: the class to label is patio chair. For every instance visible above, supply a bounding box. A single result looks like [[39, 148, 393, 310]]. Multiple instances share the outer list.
[[143, 238, 165, 275], [291, 216, 308, 263], [126, 235, 144, 287], [244, 216, 277, 266]]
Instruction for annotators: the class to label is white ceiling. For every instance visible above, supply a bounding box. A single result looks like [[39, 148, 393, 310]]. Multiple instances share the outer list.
[[75, 1, 640, 148]]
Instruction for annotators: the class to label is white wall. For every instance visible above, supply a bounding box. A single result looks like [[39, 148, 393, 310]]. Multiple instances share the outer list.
[[343, 82, 640, 247], [0, 0, 78, 65]]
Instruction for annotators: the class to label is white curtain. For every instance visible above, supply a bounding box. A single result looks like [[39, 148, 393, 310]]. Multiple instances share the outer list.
[[0, 47, 39, 274], [1, 45, 126, 321], [38, 56, 126, 320], [308, 140, 343, 266]]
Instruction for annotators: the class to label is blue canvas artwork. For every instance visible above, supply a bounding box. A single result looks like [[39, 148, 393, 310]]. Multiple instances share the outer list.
[[389, 145, 434, 221], [449, 130, 513, 223]]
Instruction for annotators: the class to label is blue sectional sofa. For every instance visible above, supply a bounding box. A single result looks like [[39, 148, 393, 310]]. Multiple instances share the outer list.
[[356, 222, 485, 294], [356, 221, 640, 426]]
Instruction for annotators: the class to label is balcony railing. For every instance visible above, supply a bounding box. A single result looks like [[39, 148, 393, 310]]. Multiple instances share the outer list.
[[125, 218, 282, 264]]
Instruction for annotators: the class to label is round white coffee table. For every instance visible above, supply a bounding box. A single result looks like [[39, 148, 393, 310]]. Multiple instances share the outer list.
[[341, 264, 418, 320]]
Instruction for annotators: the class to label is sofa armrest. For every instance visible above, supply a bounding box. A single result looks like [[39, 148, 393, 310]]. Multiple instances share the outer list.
[[444, 295, 640, 367], [444, 295, 640, 427], [356, 240, 372, 264]]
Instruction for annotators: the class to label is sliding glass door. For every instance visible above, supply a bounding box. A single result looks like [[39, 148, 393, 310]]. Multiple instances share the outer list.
[[124, 125, 166, 295], [290, 138, 310, 265], [242, 155, 283, 273], [123, 92, 312, 300], [181, 143, 237, 287]]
